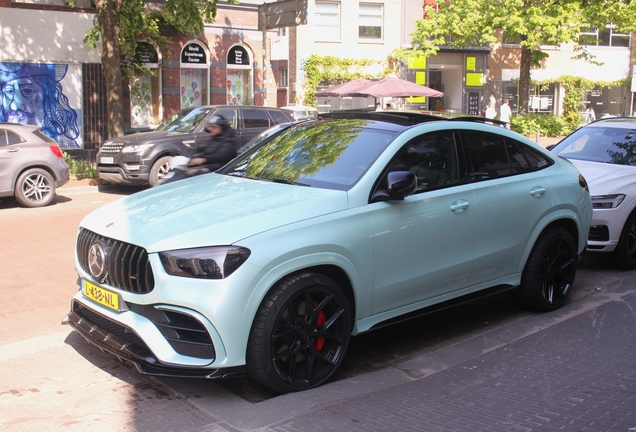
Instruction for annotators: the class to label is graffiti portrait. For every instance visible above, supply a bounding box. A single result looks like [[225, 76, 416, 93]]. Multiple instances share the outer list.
[[0, 63, 81, 148]]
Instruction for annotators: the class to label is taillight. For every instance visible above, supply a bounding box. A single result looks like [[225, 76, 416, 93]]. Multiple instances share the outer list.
[[49, 145, 64, 159]]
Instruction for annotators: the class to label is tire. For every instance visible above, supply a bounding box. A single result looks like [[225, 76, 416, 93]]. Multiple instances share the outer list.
[[517, 227, 577, 312], [613, 211, 636, 270], [149, 156, 172, 187], [15, 168, 56, 208], [247, 272, 352, 393]]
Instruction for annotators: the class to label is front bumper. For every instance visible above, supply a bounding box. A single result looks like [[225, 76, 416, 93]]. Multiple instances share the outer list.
[[97, 166, 150, 186], [63, 298, 246, 379]]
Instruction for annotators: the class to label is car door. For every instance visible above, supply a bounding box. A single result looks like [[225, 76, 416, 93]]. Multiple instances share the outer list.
[[237, 107, 272, 146], [0, 128, 28, 194], [369, 130, 476, 315], [459, 130, 555, 286]]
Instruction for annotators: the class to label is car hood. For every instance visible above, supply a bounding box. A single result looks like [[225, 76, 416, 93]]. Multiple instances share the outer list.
[[570, 159, 636, 195], [80, 173, 349, 252], [111, 130, 195, 145]]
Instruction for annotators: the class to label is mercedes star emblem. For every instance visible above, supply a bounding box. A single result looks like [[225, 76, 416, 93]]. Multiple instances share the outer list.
[[88, 241, 108, 281]]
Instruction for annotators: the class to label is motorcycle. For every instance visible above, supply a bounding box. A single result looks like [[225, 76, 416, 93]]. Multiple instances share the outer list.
[[158, 155, 210, 185]]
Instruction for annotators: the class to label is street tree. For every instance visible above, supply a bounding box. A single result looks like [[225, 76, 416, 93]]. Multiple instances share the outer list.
[[83, 0, 238, 138], [399, 0, 636, 113]]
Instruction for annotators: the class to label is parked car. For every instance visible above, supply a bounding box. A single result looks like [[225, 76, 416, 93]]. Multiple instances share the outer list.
[[64, 111, 592, 394], [281, 105, 318, 120], [96, 105, 295, 187], [0, 123, 69, 208], [550, 117, 636, 269]]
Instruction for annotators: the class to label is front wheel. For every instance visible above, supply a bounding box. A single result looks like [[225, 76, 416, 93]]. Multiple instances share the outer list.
[[613, 211, 636, 270], [15, 168, 56, 207], [148, 156, 172, 187], [247, 272, 352, 393], [517, 227, 577, 312]]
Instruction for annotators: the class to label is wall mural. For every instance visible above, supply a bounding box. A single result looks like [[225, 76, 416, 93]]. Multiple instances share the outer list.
[[0, 62, 82, 148]]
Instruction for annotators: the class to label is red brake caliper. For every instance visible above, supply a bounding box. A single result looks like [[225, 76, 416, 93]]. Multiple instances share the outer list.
[[313, 301, 326, 351]]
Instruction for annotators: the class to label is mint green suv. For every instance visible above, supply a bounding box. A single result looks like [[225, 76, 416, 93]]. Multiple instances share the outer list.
[[65, 112, 592, 393]]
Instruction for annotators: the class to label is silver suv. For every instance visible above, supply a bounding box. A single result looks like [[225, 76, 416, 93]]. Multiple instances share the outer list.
[[97, 105, 294, 186], [0, 123, 69, 207]]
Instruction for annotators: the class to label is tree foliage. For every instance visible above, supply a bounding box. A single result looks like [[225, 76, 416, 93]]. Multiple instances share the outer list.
[[398, 0, 636, 113], [84, 0, 239, 138]]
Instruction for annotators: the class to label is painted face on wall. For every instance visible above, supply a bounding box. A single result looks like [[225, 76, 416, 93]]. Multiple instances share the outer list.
[[1, 77, 45, 126]]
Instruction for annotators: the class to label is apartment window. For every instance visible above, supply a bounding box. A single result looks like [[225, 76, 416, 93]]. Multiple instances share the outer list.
[[315, 2, 340, 41], [502, 31, 522, 46], [359, 4, 383, 40], [279, 68, 288, 87], [580, 26, 631, 48]]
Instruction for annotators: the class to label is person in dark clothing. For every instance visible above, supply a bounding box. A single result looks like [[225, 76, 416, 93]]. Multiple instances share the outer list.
[[189, 114, 237, 171]]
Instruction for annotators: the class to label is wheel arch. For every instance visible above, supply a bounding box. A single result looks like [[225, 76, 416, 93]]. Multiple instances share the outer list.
[[519, 213, 582, 273], [14, 164, 58, 188]]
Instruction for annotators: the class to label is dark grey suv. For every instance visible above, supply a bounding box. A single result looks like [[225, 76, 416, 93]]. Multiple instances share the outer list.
[[97, 105, 294, 186]]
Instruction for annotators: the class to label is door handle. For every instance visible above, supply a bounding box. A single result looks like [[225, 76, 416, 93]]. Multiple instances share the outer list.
[[3, 148, 20, 153], [450, 199, 470, 212], [530, 186, 546, 197]]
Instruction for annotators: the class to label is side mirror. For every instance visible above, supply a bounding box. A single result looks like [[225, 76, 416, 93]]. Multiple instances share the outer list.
[[387, 171, 417, 199]]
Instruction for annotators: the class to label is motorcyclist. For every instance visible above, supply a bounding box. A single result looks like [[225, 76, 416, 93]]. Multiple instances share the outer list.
[[189, 114, 237, 171]]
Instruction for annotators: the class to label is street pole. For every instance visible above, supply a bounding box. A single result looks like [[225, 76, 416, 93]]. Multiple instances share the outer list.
[[261, 7, 268, 107]]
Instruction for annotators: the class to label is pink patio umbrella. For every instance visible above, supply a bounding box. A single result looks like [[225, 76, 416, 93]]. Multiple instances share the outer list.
[[315, 78, 374, 97], [349, 77, 443, 98]]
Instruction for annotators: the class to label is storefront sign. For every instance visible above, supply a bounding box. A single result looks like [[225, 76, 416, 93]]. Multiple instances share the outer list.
[[135, 43, 158, 65], [228, 46, 250, 66], [465, 72, 484, 87], [466, 57, 476, 71], [408, 57, 427, 69], [468, 91, 480, 115], [181, 43, 207, 65]]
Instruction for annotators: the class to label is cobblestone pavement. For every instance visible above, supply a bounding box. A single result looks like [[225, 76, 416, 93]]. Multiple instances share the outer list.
[[1, 183, 636, 432]]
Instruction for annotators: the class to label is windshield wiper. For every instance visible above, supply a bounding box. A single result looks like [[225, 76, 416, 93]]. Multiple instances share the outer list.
[[270, 178, 311, 187]]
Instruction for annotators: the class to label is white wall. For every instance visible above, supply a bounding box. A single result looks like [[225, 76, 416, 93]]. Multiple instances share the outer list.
[[0, 8, 102, 63]]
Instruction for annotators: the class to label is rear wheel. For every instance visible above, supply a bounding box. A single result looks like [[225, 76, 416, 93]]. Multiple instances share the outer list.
[[247, 272, 352, 393], [517, 227, 577, 312], [149, 156, 171, 187], [15, 168, 56, 208], [613, 211, 636, 270]]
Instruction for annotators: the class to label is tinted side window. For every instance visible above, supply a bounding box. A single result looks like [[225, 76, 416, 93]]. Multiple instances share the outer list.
[[389, 131, 460, 192], [7, 131, 23, 145], [242, 108, 271, 129], [462, 131, 511, 182], [0, 130, 7, 146], [268, 109, 293, 124], [506, 139, 552, 173], [213, 108, 238, 129]]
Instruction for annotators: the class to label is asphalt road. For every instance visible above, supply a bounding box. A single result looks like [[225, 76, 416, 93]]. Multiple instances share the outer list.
[[1, 184, 634, 431]]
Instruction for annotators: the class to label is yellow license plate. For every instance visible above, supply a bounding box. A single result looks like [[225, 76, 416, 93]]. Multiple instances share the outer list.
[[83, 280, 120, 311]]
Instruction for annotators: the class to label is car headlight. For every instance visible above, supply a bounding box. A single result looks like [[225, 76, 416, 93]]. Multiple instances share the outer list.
[[159, 246, 251, 279], [122, 144, 154, 153], [591, 194, 625, 209]]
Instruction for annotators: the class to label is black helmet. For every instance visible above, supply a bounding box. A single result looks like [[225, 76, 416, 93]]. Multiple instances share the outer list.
[[205, 115, 229, 132]]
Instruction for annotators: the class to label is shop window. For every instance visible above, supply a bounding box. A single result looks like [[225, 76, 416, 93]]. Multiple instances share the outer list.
[[180, 41, 210, 109], [315, 2, 340, 41], [130, 43, 161, 129], [227, 45, 253, 105], [359, 3, 382, 40]]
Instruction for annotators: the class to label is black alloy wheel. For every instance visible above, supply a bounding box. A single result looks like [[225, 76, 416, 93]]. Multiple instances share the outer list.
[[517, 227, 577, 312], [247, 272, 352, 393], [614, 211, 636, 270]]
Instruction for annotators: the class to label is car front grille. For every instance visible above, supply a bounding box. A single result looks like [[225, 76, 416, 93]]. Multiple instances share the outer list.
[[77, 228, 155, 293], [100, 142, 124, 153]]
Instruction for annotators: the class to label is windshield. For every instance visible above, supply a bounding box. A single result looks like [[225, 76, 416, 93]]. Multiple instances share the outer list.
[[155, 107, 214, 132], [551, 126, 636, 166], [223, 119, 397, 191]]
